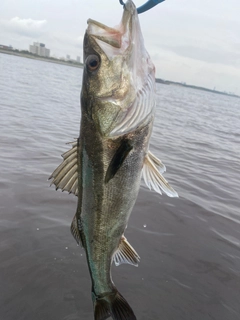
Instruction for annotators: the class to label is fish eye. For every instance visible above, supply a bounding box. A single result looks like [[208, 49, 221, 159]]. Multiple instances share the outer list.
[[86, 54, 100, 72]]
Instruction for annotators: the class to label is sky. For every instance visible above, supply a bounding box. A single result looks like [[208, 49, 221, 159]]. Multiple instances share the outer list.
[[1, 0, 240, 95]]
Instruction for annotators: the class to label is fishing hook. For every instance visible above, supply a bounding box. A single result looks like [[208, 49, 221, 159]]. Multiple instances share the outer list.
[[119, 0, 165, 14]]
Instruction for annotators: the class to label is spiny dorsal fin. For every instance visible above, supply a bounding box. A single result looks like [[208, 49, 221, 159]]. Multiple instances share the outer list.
[[113, 236, 140, 267], [70, 213, 83, 247], [105, 139, 133, 184], [142, 151, 178, 198], [49, 140, 78, 196]]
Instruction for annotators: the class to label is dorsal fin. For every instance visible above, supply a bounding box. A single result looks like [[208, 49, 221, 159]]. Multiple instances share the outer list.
[[105, 139, 133, 183], [49, 140, 79, 196], [113, 236, 140, 267]]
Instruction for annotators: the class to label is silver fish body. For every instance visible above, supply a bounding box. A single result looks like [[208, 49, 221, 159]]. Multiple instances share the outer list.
[[50, 1, 177, 319]]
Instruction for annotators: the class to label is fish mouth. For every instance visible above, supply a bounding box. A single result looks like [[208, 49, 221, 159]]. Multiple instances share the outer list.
[[86, 0, 137, 57], [87, 19, 122, 49]]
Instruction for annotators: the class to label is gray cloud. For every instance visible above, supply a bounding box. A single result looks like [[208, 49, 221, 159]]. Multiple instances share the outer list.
[[50, 33, 83, 49], [0, 17, 47, 37], [0, 0, 239, 94], [162, 45, 240, 68]]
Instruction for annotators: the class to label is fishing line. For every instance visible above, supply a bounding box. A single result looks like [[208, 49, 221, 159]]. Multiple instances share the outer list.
[[119, 0, 165, 14]]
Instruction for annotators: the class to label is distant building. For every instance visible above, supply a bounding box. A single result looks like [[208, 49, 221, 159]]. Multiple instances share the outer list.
[[29, 42, 50, 57], [44, 48, 50, 57], [0, 44, 12, 50], [76, 56, 81, 63], [66, 54, 70, 60]]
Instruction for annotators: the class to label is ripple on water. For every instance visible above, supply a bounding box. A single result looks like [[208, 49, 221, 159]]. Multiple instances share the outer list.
[[1, 53, 240, 320]]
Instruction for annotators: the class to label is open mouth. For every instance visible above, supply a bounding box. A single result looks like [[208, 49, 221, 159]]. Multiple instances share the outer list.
[[86, 1, 137, 57], [87, 19, 122, 49]]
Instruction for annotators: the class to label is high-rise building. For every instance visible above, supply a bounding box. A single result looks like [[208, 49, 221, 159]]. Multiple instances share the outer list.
[[29, 42, 50, 57], [29, 45, 37, 55], [44, 48, 50, 57], [66, 55, 70, 60], [76, 56, 81, 63]]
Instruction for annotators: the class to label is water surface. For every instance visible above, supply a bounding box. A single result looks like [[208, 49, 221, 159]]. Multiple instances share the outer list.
[[0, 53, 240, 320]]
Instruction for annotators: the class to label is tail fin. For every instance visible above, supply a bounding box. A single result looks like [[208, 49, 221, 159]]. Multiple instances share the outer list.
[[93, 289, 137, 320]]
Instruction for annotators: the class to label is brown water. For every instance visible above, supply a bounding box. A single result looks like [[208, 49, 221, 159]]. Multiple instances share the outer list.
[[0, 53, 240, 320]]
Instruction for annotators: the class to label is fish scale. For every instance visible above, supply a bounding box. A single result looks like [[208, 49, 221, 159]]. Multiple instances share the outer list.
[[49, 1, 178, 319]]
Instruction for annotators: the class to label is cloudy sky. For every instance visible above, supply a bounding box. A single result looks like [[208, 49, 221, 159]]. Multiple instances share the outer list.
[[1, 0, 240, 94]]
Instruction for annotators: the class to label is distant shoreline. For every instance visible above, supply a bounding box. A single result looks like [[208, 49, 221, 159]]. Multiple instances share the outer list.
[[0, 49, 83, 69], [156, 78, 239, 99], [1, 49, 239, 99]]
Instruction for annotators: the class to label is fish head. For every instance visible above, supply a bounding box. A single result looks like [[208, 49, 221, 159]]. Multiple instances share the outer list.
[[81, 0, 155, 137]]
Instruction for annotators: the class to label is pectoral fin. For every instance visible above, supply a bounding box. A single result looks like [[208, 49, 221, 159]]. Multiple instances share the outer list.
[[143, 151, 178, 197], [113, 236, 140, 267], [49, 140, 79, 196], [105, 139, 133, 183], [148, 150, 166, 173]]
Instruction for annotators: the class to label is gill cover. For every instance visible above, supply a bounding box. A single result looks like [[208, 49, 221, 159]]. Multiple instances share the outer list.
[[83, 0, 156, 137]]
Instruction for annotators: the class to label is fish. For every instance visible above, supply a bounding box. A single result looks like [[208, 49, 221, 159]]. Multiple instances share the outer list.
[[49, 1, 178, 319]]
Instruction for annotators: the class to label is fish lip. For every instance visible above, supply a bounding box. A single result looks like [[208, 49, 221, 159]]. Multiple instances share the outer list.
[[87, 19, 122, 48], [86, 0, 137, 51]]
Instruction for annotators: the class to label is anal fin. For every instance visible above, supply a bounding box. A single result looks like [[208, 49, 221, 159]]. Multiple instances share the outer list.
[[113, 236, 140, 267], [143, 151, 178, 198]]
